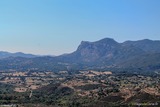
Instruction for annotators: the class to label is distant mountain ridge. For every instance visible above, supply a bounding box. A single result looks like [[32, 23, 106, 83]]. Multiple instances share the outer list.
[[0, 51, 37, 58], [71, 38, 144, 63], [122, 39, 160, 53], [56, 38, 160, 71], [0, 38, 160, 72]]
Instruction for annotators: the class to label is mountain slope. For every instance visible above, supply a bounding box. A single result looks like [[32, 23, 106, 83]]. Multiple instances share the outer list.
[[117, 53, 160, 70]]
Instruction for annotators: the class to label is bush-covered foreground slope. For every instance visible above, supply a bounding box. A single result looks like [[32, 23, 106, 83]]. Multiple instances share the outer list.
[[0, 70, 159, 107]]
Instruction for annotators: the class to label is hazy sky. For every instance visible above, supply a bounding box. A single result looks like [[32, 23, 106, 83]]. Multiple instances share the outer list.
[[0, 0, 160, 55]]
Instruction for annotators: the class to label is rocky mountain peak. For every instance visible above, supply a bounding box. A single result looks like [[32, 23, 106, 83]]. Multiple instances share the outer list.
[[77, 38, 118, 51], [95, 38, 117, 44]]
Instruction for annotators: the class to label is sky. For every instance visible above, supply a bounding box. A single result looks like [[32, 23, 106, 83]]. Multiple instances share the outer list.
[[0, 0, 160, 55]]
